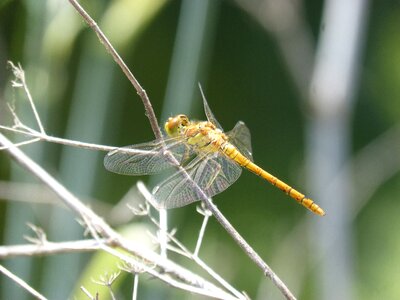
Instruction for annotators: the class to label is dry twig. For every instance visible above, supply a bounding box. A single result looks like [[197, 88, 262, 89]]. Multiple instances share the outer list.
[[0, 1, 298, 298], [66, 1, 296, 298], [0, 264, 47, 300], [0, 132, 240, 299]]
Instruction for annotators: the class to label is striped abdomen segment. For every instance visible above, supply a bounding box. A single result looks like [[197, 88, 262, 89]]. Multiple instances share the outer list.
[[222, 142, 325, 216]]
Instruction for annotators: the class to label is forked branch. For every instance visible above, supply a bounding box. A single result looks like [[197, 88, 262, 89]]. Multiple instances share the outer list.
[[0, 1, 298, 298], [0, 133, 240, 300], [66, 2, 296, 298]]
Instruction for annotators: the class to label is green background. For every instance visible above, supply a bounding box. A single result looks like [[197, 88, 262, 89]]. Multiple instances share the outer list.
[[0, 1, 399, 299]]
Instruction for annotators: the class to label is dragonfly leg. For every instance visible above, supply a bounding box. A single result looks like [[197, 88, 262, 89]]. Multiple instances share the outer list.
[[180, 144, 192, 164], [205, 160, 222, 190]]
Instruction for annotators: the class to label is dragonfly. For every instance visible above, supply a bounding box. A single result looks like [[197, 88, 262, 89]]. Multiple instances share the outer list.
[[104, 93, 325, 216]]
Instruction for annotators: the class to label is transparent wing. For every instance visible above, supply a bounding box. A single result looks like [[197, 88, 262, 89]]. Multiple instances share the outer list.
[[104, 137, 193, 176], [199, 84, 223, 130], [226, 121, 253, 161], [153, 152, 242, 209]]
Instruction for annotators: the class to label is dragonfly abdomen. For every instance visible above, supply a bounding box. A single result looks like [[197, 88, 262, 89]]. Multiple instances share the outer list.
[[255, 166, 326, 216], [221, 142, 249, 165], [222, 143, 325, 216]]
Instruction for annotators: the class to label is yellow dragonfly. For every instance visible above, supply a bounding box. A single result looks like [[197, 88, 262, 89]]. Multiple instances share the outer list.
[[104, 94, 325, 216]]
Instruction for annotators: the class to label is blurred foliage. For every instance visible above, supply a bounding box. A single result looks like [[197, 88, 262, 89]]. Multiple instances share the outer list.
[[0, 0, 400, 299]]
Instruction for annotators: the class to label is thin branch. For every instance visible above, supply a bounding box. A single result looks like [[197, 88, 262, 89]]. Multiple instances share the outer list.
[[133, 120, 295, 298], [132, 273, 139, 300], [137, 187, 247, 300], [0, 124, 35, 136], [0, 239, 102, 258], [2, 61, 297, 300], [194, 203, 212, 256], [8, 62, 45, 134], [158, 209, 168, 259], [132, 185, 173, 256], [0, 124, 158, 155], [0, 137, 40, 150], [204, 194, 296, 299], [80, 286, 96, 300], [67, 0, 162, 140], [101, 244, 239, 300], [0, 115, 291, 297], [136, 181, 162, 210], [91, 271, 120, 300], [3, 1, 297, 297], [260, 122, 400, 298], [0, 237, 238, 300], [0, 133, 239, 300], [0, 264, 47, 300], [147, 227, 247, 300]]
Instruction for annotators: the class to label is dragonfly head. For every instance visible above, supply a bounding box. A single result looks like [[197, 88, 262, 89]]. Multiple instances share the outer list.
[[165, 114, 190, 137]]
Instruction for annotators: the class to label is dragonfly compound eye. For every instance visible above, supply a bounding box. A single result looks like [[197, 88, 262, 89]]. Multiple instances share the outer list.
[[165, 115, 190, 137], [177, 114, 189, 126]]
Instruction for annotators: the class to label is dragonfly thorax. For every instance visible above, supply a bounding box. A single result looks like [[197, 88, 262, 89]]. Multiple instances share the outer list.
[[165, 114, 190, 137]]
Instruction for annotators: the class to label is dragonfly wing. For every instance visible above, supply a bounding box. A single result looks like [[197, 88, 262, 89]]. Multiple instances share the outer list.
[[226, 121, 253, 161], [199, 84, 224, 131], [153, 153, 242, 209], [104, 138, 193, 176]]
